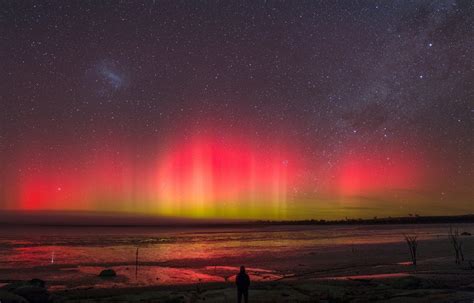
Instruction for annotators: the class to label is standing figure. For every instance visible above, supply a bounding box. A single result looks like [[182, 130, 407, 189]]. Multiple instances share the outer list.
[[235, 265, 250, 303]]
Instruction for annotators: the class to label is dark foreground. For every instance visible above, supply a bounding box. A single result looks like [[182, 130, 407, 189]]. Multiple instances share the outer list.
[[2, 263, 474, 303]]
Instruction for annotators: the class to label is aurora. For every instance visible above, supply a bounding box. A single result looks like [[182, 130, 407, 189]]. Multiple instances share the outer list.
[[1, 1, 472, 221]]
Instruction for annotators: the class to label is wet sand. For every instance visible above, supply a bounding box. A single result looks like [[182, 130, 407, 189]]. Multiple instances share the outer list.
[[1, 224, 474, 302], [44, 258, 474, 303], [3, 253, 474, 302]]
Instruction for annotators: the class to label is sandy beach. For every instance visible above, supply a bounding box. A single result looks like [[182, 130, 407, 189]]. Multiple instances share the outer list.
[[1, 224, 474, 302]]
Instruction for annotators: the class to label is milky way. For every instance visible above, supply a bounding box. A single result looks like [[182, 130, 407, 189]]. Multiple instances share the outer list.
[[1, 1, 473, 219]]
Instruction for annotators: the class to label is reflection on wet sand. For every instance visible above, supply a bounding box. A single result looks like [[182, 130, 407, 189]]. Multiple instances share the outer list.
[[1, 223, 473, 294], [43, 265, 283, 291]]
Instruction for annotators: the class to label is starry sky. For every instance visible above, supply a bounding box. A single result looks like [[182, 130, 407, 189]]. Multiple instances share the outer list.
[[1, 1, 473, 220]]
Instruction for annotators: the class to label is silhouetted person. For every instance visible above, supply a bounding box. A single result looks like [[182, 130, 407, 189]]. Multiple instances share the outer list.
[[236, 265, 250, 303]]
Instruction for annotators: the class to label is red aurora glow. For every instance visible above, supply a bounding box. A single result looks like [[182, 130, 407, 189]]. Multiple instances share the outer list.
[[336, 152, 425, 196], [6, 133, 450, 219], [153, 138, 297, 217], [15, 137, 300, 218]]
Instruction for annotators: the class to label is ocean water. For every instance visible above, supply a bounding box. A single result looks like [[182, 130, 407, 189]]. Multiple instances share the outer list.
[[0, 223, 472, 289]]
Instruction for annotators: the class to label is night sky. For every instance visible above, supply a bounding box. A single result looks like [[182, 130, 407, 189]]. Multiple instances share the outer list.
[[1, 1, 473, 220]]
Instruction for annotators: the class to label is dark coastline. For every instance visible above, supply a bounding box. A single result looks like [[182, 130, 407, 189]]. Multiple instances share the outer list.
[[0, 212, 473, 228], [255, 214, 474, 226]]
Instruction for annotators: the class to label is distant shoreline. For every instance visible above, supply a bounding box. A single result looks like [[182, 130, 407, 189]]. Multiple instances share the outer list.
[[0, 214, 473, 228], [255, 214, 474, 226]]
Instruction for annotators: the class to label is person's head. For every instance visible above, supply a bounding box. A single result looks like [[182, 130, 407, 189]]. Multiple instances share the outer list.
[[240, 265, 246, 273]]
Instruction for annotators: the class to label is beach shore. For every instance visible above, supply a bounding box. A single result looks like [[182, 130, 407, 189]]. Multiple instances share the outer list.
[[1, 224, 473, 302], [4, 267, 474, 302]]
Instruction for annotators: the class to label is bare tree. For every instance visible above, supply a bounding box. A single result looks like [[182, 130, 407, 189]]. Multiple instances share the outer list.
[[404, 234, 418, 267], [135, 246, 139, 279], [449, 227, 464, 264]]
